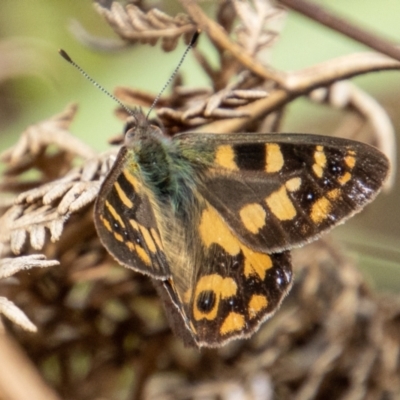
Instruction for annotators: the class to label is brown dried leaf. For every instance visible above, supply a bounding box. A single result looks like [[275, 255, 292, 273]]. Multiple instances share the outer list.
[[15, 172, 80, 204], [94, 1, 196, 51], [29, 225, 46, 251], [5, 205, 68, 254], [161, 86, 266, 125], [231, 89, 269, 99], [115, 86, 170, 109]]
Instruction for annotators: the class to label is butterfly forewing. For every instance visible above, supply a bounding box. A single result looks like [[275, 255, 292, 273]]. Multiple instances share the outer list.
[[176, 133, 389, 253], [94, 146, 170, 279]]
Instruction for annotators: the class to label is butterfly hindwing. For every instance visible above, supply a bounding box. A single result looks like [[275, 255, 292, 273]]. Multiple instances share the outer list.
[[154, 199, 293, 347], [94, 146, 169, 279], [187, 249, 292, 347], [187, 201, 293, 347]]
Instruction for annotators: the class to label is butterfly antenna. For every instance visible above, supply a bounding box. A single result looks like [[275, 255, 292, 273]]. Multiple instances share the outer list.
[[59, 49, 135, 118], [146, 30, 200, 119]]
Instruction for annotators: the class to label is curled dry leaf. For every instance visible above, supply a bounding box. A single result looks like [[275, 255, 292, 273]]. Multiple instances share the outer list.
[[6, 205, 68, 254], [57, 180, 102, 214], [94, 1, 196, 51]]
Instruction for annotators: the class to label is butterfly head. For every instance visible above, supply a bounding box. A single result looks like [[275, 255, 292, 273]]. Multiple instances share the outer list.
[[124, 108, 163, 148]]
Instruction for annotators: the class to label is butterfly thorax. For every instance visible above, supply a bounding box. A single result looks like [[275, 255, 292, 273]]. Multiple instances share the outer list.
[[125, 114, 200, 219]]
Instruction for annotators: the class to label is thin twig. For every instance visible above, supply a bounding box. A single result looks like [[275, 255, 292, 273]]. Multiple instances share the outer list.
[[278, 0, 400, 62], [191, 51, 400, 134], [180, 0, 287, 85], [283, 52, 400, 92]]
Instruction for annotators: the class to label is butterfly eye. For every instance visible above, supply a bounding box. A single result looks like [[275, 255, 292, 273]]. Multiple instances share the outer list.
[[148, 124, 163, 137], [124, 118, 137, 136]]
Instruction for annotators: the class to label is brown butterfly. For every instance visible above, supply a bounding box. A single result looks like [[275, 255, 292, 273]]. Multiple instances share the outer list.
[[93, 108, 389, 347]]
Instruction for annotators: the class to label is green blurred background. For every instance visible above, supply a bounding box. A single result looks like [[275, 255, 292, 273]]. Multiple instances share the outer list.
[[1, 0, 400, 291]]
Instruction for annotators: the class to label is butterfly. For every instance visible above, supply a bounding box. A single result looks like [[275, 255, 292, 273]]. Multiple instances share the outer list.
[[94, 108, 389, 348]]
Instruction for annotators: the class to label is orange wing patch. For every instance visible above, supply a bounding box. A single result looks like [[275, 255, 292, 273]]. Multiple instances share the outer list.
[[265, 143, 284, 173], [285, 177, 302, 192], [214, 145, 239, 171], [248, 295, 268, 319], [199, 205, 241, 256], [242, 247, 272, 280], [338, 171, 351, 185], [239, 203, 266, 234], [220, 312, 246, 335], [266, 186, 297, 221], [345, 154, 356, 168], [114, 182, 133, 208], [338, 149, 356, 185], [122, 169, 141, 193], [310, 196, 332, 224], [312, 145, 326, 178], [105, 201, 126, 229]]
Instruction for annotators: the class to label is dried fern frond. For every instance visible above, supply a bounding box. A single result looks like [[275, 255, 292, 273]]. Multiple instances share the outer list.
[[1, 151, 116, 255], [95, 2, 400, 163], [0, 105, 118, 257], [0, 104, 97, 204], [0, 104, 94, 171], [115, 71, 271, 131], [0, 255, 59, 332], [0, 297, 38, 333], [94, 1, 196, 50], [0, 255, 60, 280], [233, 0, 287, 58], [69, 19, 129, 52]]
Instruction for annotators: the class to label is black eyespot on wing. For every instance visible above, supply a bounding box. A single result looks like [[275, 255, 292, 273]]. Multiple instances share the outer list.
[[197, 291, 217, 313]]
